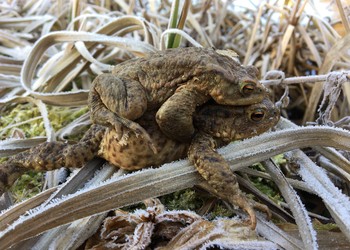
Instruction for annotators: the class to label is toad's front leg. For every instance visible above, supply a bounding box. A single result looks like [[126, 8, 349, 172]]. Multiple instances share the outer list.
[[188, 132, 270, 229], [156, 86, 209, 142], [89, 73, 156, 153]]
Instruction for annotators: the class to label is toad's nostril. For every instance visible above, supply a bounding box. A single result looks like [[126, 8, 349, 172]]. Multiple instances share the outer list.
[[273, 109, 280, 117]]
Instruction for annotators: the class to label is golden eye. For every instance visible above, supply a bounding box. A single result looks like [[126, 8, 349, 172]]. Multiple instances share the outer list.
[[240, 81, 255, 95], [250, 109, 265, 122]]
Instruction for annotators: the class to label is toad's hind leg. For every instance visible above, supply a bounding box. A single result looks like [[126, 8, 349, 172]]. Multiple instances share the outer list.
[[188, 132, 270, 229], [89, 73, 156, 152], [0, 125, 106, 195], [89, 73, 148, 122]]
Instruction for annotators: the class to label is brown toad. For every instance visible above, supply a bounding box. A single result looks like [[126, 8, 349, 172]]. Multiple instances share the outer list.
[[89, 47, 267, 150], [0, 96, 279, 229]]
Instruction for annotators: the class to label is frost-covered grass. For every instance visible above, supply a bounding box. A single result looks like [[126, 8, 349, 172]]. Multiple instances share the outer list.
[[0, 0, 350, 249]]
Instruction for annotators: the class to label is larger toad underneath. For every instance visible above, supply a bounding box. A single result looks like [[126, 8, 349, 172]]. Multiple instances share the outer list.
[[89, 47, 268, 150], [0, 96, 279, 229]]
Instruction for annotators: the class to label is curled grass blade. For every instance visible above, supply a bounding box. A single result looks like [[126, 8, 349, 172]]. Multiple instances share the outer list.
[[263, 159, 317, 250], [20, 31, 156, 106]]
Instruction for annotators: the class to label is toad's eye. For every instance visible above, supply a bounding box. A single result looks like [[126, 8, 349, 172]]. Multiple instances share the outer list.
[[240, 81, 255, 95], [250, 109, 265, 122]]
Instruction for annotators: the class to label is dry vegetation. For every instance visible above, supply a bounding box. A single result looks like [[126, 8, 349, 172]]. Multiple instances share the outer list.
[[0, 0, 350, 249]]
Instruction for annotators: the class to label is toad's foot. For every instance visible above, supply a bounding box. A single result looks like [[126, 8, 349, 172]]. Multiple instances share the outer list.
[[229, 194, 271, 229], [90, 102, 157, 154], [112, 116, 157, 154]]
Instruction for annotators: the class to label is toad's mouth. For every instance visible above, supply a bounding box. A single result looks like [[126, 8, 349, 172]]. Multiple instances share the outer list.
[[213, 128, 237, 141]]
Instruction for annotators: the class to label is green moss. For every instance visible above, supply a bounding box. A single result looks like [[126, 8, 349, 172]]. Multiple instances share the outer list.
[[160, 188, 203, 211], [159, 189, 235, 219], [0, 103, 88, 139], [313, 222, 339, 231], [249, 156, 286, 204], [0, 103, 42, 138], [273, 154, 287, 165], [10, 171, 44, 202], [252, 178, 284, 204], [49, 106, 89, 131], [205, 202, 235, 220], [0, 157, 7, 163]]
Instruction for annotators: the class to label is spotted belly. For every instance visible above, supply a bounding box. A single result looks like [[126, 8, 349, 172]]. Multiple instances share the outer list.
[[99, 126, 188, 170]]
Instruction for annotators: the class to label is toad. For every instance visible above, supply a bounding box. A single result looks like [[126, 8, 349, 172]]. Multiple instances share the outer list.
[[89, 47, 268, 150], [0, 96, 279, 229]]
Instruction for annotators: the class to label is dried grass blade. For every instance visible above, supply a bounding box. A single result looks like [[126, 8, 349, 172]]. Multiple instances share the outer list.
[[71, 0, 80, 31], [335, 0, 350, 33], [94, 16, 158, 46], [0, 16, 53, 28], [113, 0, 130, 13], [318, 156, 350, 182], [312, 16, 338, 48], [21, 31, 156, 106], [289, 150, 350, 241], [287, 34, 296, 74], [314, 147, 350, 174], [279, 118, 350, 174], [42, 159, 108, 206], [32, 164, 117, 250], [187, 13, 213, 47], [319, 33, 350, 73], [289, 0, 302, 25], [0, 30, 31, 47], [256, 214, 303, 250], [0, 56, 23, 65], [0, 74, 21, 88], [23, 16, 56, 34], [243, 3, 266, 65], [221, 126, 350, 170], [56, 113, 90, 140], [0, 63, 22, 76], [342, 83, 350, 111], [40, 214, 107, 250], [261, 71, 350, 86], [0, 188, 56, 231], [273, 24, 295, 69], [294, 0, 308, 22], [234, 176, 294, 222], [210, 0, 228, 43], [74, 41, 112, 71], [297, 25, 322, 67], [263, 160, 317, 250], [24, 16, 158, 95]]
